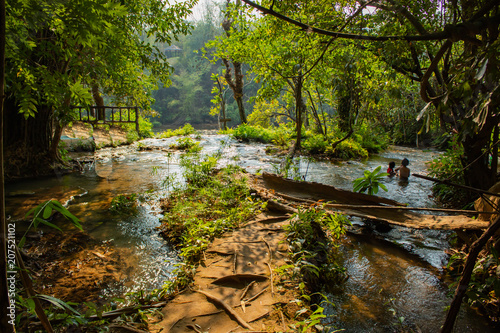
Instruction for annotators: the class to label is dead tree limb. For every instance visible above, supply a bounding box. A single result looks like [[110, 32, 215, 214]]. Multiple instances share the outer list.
[[441, 215, 500, 333]]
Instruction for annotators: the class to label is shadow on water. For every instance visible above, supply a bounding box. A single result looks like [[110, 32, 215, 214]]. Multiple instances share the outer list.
[[4, 135, 497, 331]]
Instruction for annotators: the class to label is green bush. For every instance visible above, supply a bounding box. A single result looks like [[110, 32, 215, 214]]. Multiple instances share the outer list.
[[169, 137, 201, 152], [156, 123, 196, 138], [427, 143, 470, 206], [232, 124, 275, 143], [302, 134, 329, 154], [354, 122, 390, 153], [328, 139, 368, 159], [118, 115, 154, 139]]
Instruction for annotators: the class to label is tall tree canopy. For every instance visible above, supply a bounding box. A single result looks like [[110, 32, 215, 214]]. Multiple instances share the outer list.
[[235, 0, 500, 191], [4, 0, 196, 178]]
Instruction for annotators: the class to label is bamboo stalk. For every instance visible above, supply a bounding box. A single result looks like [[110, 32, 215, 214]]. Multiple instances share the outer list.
[[276, 192, 493, 215]]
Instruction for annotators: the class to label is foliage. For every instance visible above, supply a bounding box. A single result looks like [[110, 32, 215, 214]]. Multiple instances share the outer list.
[[169, 137, 201, 152], [246, 99, 287, 128], [427, 143, 471, 207], [284, 207, 348, 288], [17, 200, 84, 330], [21, 200, 82, 248], [279, 208, 348, 332], [156, 123, 196, 139], [232, 123, 285, 144], [447, 244, 500, 322], [110, 194, 138, 214], [272, 156, 302, 181], [158, 159, 263, 264], [352, 166, 389, 195], [329, 139, 369, 160], [4, 0, 196, 174], [353, 122, 390, 153], [118, 116, 154, 139], [302, 134, 330, 155]]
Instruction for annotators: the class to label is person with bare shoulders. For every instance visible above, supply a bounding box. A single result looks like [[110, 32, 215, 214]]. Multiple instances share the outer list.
[[395, 158, 410, 180]]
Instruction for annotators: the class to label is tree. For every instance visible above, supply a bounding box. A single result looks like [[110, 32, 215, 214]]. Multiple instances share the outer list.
[[4, 0, 196, 178], [240, 0, 500, 192], [1, 0, 14, 330], [221, 0, 247, 124]]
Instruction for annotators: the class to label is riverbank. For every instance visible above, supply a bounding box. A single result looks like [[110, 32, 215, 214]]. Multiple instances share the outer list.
[[7, 133, 497, 332]]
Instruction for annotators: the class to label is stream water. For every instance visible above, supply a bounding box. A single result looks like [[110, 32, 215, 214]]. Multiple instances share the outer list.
[[5, 133, 496, 332]]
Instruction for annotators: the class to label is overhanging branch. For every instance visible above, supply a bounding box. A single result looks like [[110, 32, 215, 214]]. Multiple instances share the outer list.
[[240, 0, 500, 42]]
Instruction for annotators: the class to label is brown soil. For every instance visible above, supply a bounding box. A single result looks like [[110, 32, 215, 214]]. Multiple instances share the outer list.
[[63, 122, 130, 148], [24, 231, 134, 306], [149, 212, 305, 333]]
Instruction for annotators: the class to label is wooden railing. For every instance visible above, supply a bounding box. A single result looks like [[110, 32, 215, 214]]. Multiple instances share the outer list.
[[72, 106, 140, 133]]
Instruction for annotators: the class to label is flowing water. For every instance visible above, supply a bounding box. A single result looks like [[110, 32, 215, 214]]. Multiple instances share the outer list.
[[5, 133, 496, 332]]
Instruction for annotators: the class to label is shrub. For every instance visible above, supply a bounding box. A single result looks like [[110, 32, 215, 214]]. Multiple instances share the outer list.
[[157, 123, 196, 138], [328, 139, 368, 159], [427, 143, 470, 207], [352, 166, 389, 195], [232, 124, 275, 143], [302, 134, 329, 154]]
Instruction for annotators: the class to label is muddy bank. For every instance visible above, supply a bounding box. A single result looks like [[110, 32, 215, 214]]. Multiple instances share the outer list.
[[23, 231, 135, 306]]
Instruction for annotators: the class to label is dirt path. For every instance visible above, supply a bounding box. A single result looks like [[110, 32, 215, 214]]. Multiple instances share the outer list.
[[150, 212, 302, 332], [62, 122, 130, 149]]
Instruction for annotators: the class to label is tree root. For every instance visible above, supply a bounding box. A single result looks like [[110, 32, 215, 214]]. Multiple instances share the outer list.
[[194, 290, 254, 330]]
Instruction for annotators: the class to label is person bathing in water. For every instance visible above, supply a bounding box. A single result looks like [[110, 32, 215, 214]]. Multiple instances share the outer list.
[[395, 158, 410, 180], [387, 161, 396, 176]]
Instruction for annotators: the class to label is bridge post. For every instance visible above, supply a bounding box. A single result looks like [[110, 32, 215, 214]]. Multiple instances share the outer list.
[[135, 107, 140, 133]]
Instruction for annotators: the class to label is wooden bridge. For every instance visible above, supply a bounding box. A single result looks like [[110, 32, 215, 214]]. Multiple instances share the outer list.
[[72, 106, 140, 132]]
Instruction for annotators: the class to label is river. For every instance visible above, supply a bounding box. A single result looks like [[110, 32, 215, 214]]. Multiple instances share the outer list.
[[5, 133, 496, 332]]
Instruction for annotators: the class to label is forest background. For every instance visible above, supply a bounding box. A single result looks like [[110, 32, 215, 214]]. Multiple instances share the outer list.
[[151, 0, 426, 147], [1, 0, 500, 331]]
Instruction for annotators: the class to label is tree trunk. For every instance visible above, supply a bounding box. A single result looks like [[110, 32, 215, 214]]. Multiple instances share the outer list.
[[0, 0, 14, 330], [3, 99, 54, 178], [306, 90, 324, 136], [92, 83, 105, 121], [293, 73, 304, 151], [461, 114, 498, 191], [337, 86, 351, 133], [222, 0, 246, 124], [222, 58, 247, 124]]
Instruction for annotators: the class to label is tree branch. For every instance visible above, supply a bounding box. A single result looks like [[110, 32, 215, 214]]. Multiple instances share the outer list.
[[240, 0, 500, 42]]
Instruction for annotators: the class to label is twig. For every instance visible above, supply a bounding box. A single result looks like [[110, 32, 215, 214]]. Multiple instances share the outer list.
[[240, 280, 256, 300], [186, 324, 203, 333], [413, 173, 500, 198], [242, 287, 268, 303], [195, 290, 254, 330], [279, 310, 286, 331], [233, 249, 238, 274], [266, 262, 274, 294], [261, 237, 273, 263]]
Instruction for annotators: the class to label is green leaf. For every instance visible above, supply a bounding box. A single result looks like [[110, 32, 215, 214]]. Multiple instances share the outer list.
[[42, 205, 53, 219], [18, 237, 26, 248], [36, 294, 82, 316], [39, 219, 62, 232]]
